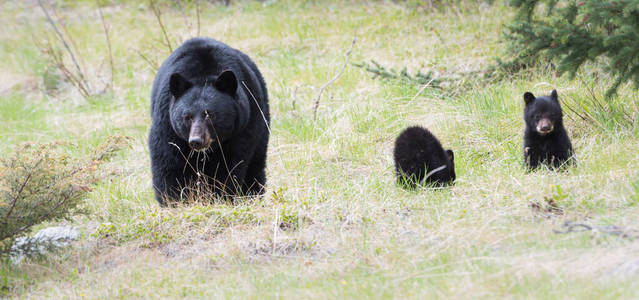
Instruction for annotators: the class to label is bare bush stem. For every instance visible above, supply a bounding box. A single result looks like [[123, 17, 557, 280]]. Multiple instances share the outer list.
[[36, 0, 90, 93], [173, 0, 192, 33], [5, 170, 35, 222], [97, 0, 115, 90], [196, 0, 201, 36], [313, 35, 356, 120], [131, 47, 159, 71], [150, 0, 173, 52]]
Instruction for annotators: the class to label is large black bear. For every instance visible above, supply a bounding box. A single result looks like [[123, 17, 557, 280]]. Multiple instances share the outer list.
[[523, 89, 573, 169], [393, 126, 456, 188], [148, 37, 269, 205]]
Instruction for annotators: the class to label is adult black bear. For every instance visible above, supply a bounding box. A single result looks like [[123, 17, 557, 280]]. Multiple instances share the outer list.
[[523, 89, 573, 169], [393, 126, 456, 188], [148, 37, 269, 206]]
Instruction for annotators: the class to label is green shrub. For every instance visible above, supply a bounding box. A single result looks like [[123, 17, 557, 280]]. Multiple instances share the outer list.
[[497, 0, 639, 97], [0, 136, 129, 258]]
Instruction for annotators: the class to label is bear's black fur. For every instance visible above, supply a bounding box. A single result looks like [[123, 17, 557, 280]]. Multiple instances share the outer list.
[[523, 89, 573, 169], [393, 126, 456, 188], [148, 37, 269, 205]]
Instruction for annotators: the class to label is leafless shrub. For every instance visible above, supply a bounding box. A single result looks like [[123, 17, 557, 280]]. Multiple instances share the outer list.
[[35, 0, 115, 98], [97, 0, 114, 90], [149, 0, 174, 52]]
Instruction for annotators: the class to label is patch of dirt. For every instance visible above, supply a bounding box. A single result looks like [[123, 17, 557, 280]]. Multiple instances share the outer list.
[[529, 197, 564, 217], [0, 71, 37, 95], [153, 222, 335, 267]]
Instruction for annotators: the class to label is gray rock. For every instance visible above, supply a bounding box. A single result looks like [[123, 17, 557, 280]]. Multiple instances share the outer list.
[[607, 259, 639, 280], [10, 226, 80, 264]]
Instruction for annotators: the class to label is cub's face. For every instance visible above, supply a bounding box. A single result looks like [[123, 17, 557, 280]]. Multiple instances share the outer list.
[[523, 90, 563, 136], [169, 70, 239, 151]]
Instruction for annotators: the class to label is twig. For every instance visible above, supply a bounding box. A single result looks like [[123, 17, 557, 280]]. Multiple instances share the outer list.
[[14, 193, 71, 238], [196, 0, 201, 36], [554, 221, 638, 240], [97, 0, 114, 91], [34, 35, 90, 97], [131, 47, 159, 71], [173, 0, 192, 33], [5, 165, 38, 222], [292, 83, 312, 110], [51, 3, 82, 68], [37, 0, 91, 96], [149, 0, 173, 53], [312, 35, 357, 120]]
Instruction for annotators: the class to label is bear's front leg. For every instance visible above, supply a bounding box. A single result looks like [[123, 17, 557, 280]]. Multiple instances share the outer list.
[[524, 146, 541, 170], [220, 135, 257, 196], [151, 157, 191, 206]]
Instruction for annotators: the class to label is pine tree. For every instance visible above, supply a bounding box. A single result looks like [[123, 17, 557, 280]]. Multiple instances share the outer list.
[[498, 0, 639, 97]]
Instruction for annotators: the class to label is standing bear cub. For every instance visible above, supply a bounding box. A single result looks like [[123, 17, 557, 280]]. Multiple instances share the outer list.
[[393, 126, 456, 188], [149, 37, 269, 205], [523, 89, 573, 170]]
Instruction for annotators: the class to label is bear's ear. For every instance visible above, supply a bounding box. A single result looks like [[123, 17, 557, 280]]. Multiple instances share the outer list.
[[215, 70, 238, 96], [446, 149, 454, 163], [524, 92, 535, 105], [169, 73, 192, 99], [550, 89, 558, 102]]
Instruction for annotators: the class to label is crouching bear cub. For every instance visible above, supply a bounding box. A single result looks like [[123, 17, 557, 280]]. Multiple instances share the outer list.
[[149, 37, 269, 205], [523, 90, 573, 170], [393, 126, 456, 188]]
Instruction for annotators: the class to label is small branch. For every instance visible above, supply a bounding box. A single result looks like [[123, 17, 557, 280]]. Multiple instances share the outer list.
[[14, 193, 72, 238], [97, 0, 114, 91], [173, 0, 192, 33], [51, 3, 83, 68], [196, 0, 201, 36], [292, 83, 312, 111], [5, 172, 34, 222], [131, 47, 159, 71], [40, 38, 91, 98], [313, 35, 357, 120], [149, 0, 173, 53], [5, 159, 44, 222], [36, 0, 90, 94], [554, 221, 638, 240]]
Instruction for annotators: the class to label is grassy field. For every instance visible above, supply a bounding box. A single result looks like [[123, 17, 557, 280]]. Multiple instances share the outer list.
[[1, 0, 639, 298]]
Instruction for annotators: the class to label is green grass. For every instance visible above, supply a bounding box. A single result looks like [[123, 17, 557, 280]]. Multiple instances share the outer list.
[[1, 0, 638, 299]]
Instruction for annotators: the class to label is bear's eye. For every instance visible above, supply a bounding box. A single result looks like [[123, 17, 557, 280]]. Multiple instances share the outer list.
[[184, 114, 193, 122], [204, 110, 212, 120]]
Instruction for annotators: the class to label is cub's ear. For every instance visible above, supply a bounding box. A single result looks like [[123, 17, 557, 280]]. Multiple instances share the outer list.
[[446, 149, 454, 162], [169, 73, 192, 99], [215, 70, 238, 96], [550, 89, 558, 102], [524, 92, 535, 105]]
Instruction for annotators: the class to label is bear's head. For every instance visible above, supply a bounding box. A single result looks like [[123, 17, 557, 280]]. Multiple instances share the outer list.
[[168, 70, 241, 152], [445, 149, 456, 181], [523, 90, 563, 136]]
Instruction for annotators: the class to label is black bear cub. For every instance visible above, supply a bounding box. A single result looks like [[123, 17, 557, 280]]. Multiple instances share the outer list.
[[523, 89, 573, 169], [148, 37, 269, 206], [393, 126, 456, 188]]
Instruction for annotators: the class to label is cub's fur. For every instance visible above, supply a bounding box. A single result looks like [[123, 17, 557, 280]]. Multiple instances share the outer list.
[[523, 89, 573, 169], [393, 126, 456, 187]]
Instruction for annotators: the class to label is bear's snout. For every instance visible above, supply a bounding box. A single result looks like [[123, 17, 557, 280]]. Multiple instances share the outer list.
[[536, 118, 554, 135], [189, 121, 212, 151]]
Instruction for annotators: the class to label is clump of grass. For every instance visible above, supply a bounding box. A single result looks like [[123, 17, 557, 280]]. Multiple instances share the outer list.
[[0, 136, 129, 259], [562, 80, 639, 131], [93, 203, 259, 247]]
